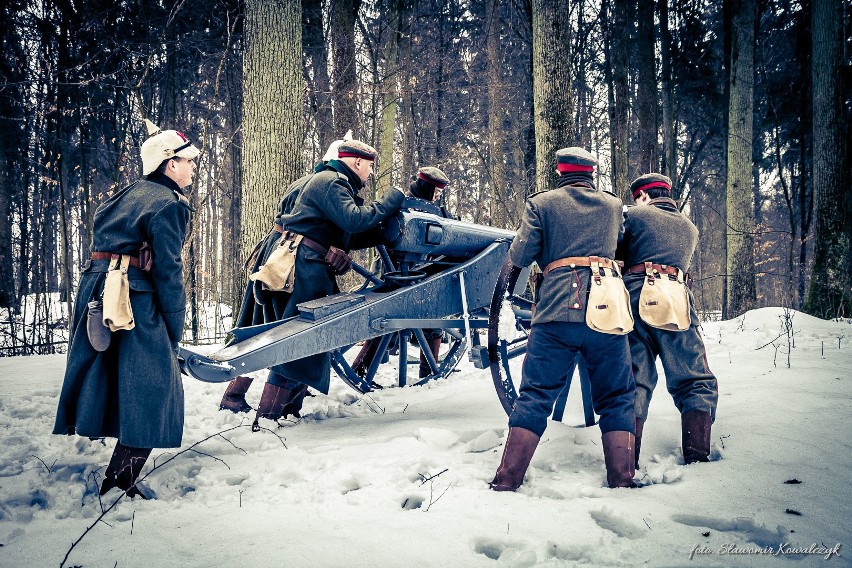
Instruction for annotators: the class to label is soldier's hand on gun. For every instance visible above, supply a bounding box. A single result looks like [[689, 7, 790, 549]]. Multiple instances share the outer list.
[[326, 246, 353, 275]]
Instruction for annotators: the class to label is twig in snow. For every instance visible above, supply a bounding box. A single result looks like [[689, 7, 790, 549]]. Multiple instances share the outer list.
[[31, 454, 56, 474], [216, 433, 248, 455], [424, 480, 452, 512], [187, 449, 230, 469], [60, 424, 281, 568], [643, 518, 651, 530], [362, 393, 385, 414], [418, 468, 448, 485]]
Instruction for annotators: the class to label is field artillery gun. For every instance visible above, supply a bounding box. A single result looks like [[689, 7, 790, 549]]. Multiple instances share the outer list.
[[180, 198, 594, 425]]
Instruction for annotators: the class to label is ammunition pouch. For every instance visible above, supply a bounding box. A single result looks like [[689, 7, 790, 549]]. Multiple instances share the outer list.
[[102, 254, 135, 332], [635, 262, 690, 331], [250, 232, 302, 293], [584, 256, 634, 335]]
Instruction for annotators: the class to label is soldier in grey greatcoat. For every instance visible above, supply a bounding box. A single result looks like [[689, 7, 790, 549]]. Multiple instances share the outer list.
[[617, 173, 718, 466], [53, 119, 198, 499], [490, 147, 637, 491], [249, 140, 405, 428], [351, 166, 453, 381], [218, 135, 352, 415]]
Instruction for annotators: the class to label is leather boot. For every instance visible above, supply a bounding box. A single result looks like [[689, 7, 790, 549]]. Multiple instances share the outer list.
[[419, 337, 443, 378], [219, 376, 254, 413], [634, 417, 645, 469], [100, 443, 153, 499], [489, 427, 540, 491], [352, 339, 379, 377], [682, 410, 711, 464], [281, 383, 309, 419], [601, 431, 637, 488], [252, 382, 294, 431]]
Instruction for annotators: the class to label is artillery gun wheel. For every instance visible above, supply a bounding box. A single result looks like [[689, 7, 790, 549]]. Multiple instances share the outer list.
[[330, 245, 467, 394], [331, 329, 467, 394], [487, 261, 533, 415], [487, 259, 597, 426]]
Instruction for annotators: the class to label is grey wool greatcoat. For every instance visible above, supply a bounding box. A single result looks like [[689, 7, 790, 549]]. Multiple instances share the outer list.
[[509, 182, 625, 324], [263, 159, 404, 394], [236, 171, 316, 328], [53, 173, 192, 448], [617, 198, 718, 421]]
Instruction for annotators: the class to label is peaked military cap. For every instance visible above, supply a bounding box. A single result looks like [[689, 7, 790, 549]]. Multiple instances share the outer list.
[[338, 140, 378, 161], [630, 173, 672, 197], [417, 166, 450, 189], [555, 147, 598, 173]]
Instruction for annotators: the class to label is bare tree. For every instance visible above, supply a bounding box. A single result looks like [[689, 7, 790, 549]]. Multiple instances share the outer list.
[[724, 0, 756, 318], [241, 0, 305, 263], [531, 0, 575, 195], [805, 0, 850, 318]]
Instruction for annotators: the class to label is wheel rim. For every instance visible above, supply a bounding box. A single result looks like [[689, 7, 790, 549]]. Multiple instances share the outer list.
[[488, 260, 533, 415]]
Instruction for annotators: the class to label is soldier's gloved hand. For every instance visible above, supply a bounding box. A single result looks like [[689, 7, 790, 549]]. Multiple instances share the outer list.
[[325, 246, 353, 275]]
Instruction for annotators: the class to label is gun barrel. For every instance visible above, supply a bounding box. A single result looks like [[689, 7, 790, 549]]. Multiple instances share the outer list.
[[382, 210, 515, 258]]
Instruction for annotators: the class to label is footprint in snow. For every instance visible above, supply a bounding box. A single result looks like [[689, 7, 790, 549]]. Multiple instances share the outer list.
[[672, 514, 788, 549], [589, 506, 647, 539], [472, 537, 537, 566]]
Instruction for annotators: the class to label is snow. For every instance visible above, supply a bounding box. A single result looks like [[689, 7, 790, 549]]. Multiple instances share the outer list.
[[1, 307, 850, 567]]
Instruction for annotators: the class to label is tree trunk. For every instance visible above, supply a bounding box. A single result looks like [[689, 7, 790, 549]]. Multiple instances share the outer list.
[[660, 0, 677, 186], [241, 0, 305, 261], [724, 0, 756, 318], [486, 0, 509, 226], [605, 0, 630, 199], [331, 0, 362, 137], [636, 0, 658, 173], [530, 0, 575, 195], [805, 0, 850, 318], [397, 0, 415, 181], [303, 0, 334, 149], [376, 0, 401, 196]]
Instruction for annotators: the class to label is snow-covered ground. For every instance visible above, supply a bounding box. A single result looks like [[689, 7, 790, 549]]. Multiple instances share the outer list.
[[0, 307, 849, 567]]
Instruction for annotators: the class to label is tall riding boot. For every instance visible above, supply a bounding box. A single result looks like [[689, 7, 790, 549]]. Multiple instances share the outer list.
[[601, 431, 637, 488], [100, 443, 153, 499], [489, 427, 540, 492], [681, 410, 711, 464], [352, 339, 379, 377], [419, 337, 443, 378], [634, 417, 645, 469], [281, 383, 309, 419], [219, 376, 254, 413], [252, 382, 294, 430]]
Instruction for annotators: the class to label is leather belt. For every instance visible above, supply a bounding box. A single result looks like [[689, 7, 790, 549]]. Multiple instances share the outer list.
[[280, 229, 329, 256], [90, 251, 143, 270], [542, 255, 621, 278], [625, 262, 681, 277]]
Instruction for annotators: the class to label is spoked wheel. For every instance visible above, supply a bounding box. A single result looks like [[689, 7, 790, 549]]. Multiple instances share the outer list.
[[329, 244, 467, 393], [487, 260, 534, 415], [487, 259, 596, 426], [331, 329, 467, 393]]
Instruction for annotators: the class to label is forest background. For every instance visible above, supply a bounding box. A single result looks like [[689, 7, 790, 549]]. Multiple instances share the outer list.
[[0, 0, 848, 355]]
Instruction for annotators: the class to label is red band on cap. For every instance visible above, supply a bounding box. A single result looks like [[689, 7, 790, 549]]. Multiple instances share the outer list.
[[556, 163, 595, 173], [338, 151, 374, 160], [418, 173, 447, 189], [632, 181, 671, 197]]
